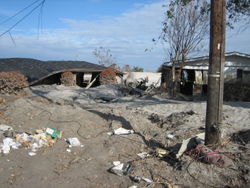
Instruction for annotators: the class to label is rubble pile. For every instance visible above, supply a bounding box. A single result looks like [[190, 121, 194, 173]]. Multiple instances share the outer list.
[[60, 71, 76, 86], [99, 68, 117, 85], [0, 72, 28, 95]]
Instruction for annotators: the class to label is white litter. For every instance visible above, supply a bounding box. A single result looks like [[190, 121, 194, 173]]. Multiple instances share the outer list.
[[112, 161, 121, 166], [130, 176, 153, 183], [108, 128, 134, 136], [1, 138, 20, 154], [28, 152, 36, 156], [141, 177, 153, 183], [66, 137, 81, 147], [166, 134, 175, 139], [137, 152, 150, 159], [66, 149, 71, 152], [0, 124, 13, 132], [176, 132, 205, 158], [109, 162, 131, 176]]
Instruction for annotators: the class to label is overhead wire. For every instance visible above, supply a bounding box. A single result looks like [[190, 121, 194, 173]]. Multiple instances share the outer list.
[[37, 0, 45, 39], [0, 0, 41, 26], [8, 32, 16, 46], [0, 0, 46, 38]]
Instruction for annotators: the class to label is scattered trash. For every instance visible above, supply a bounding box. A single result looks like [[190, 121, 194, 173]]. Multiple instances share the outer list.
[[194, 133, 205, 144], [130, 176, 153, 183], [137, 152, 150, 159], [166, 134, 175, 139], [109, 161, 131, 176], [128, 186, 137, 188], [66, 149, 71, 152], [45, 127, 62, 139], [28, 152, 36, 156], [112, 161, 121, 166], [156, 148, 168, 158], [1, 138, 20, 154], [0, 127, 60, 155], [176, 133, 205, 158], [108, 128, 134, 136], [0, 124, 13, 132], [3, 131, 15, 138], [65, 137, 82, 147], [186, 144, 234, 168]]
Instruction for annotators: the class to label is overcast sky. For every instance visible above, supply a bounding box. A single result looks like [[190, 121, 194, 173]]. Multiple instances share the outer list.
[[0, 0, 249, 72]]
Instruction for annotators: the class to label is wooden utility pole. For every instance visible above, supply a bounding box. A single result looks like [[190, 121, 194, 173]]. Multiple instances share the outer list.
[[205, 0, 226, 146]]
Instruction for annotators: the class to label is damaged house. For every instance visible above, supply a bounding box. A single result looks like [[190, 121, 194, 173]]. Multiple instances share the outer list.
[[161, 52, 250, 100], [0, 58, 121, 87]]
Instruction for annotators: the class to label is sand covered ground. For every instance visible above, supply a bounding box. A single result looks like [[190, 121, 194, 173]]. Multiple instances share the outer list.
[[0, 85, 249, 188]]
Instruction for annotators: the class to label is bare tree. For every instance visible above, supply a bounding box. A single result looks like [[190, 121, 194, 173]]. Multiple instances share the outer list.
[[93, 47, 116, 67], [160, 0, 210, 95]]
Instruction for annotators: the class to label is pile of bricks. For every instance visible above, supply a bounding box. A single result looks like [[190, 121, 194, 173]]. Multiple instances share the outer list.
[[0, 72, 28, 95], [99, 68, 117, 85], [60, 72, 76, 86]]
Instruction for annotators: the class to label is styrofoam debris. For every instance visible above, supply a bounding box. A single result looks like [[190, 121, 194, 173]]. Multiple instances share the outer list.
[[0, 124, 13, 132], [108, 128, 134, 136], [28, 152, 36, 156], [66, 137, 81, 147], [112, 161, 121, 166], [130, 176, 153, 183], [166, 134, 175, 139], [109, 162, 131, 176], [66, 149, 71, 152], [141, 177, 153, 183], [137, 152, 150, 159]]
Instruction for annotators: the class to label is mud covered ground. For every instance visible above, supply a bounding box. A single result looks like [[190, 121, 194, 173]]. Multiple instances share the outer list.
[[0, 85, 249, 188]]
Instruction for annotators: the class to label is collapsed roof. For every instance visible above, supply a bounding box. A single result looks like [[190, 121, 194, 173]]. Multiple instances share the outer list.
[[0, 58, 107, 85]]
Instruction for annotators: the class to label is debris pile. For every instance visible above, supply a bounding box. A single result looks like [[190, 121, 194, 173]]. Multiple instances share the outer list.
[[148, 110, 196, 128], [0, 72, 28, 95], [99, 68, 117, 85], [60, 72, 76, 86], [0, 125, 61, 155]]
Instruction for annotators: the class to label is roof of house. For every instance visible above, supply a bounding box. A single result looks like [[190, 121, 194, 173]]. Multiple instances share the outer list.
[[0, 58, 107, 84], [163, 52, 250, 67]]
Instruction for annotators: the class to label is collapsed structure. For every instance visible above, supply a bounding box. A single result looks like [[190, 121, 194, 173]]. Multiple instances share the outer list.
[[0, 58, 122, 88]]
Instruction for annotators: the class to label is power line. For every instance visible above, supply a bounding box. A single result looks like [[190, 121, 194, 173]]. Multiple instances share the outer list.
[[0, 0, 46, 38], [37, 0, 45, 39], [0, 0, 41, 26]]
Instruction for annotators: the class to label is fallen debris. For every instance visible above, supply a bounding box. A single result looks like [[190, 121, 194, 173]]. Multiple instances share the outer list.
[[176, 133, 205, 158], [0, 124, 13, 132], [28, 152, 36, 156], [0, 127, 61, 155], [45, 127, 62, 139], [148, 110, 196, 128], [108, 128, 134, 136], [137, 152, 150, 159], [166, 134, 175, 139], [156, 148, 168, 158], [108, 161, 131, 176], [130, 176, 153, 183], [186, 144, 234, 168], [65, 137, 83, 147]]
